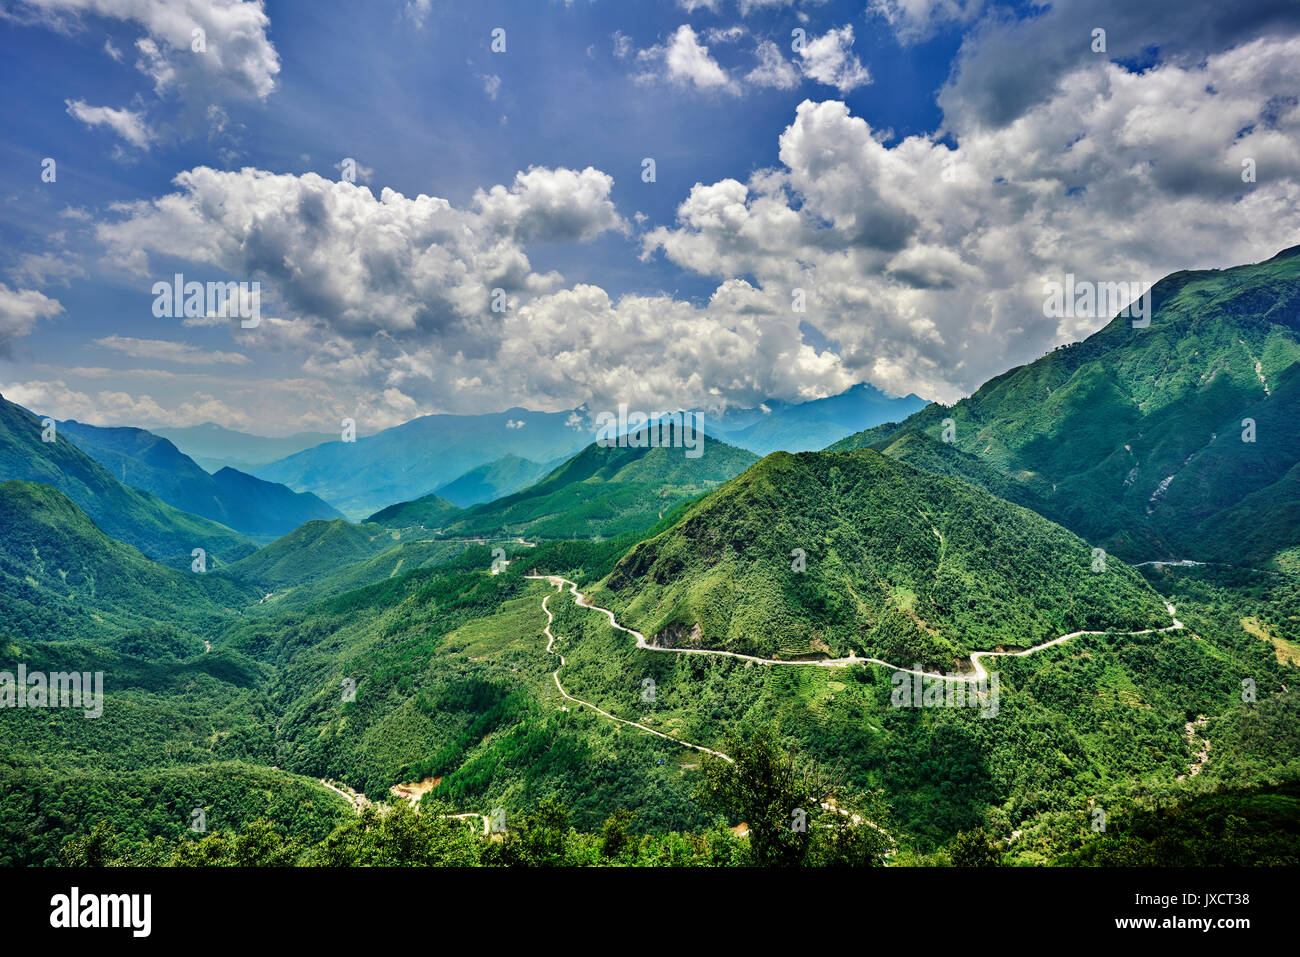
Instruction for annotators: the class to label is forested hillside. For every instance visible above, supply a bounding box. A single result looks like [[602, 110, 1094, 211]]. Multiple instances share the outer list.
[[0, 481, 256, 646], [595, 448, 1168, 667], [0, 395, 254, 566], [830, 248, 1300, 566]]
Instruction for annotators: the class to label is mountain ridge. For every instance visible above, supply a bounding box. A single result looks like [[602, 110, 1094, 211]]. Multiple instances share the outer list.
[[0, 395, 254, 565], [828, 247, 1300, 564], [369, 429, 759, 540], [592, 447, 1169, 669], [57, 419, 344, 538]]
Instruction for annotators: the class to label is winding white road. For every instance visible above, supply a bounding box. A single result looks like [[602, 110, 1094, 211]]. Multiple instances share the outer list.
[[320, 573, 1185, 852], [522, 572, 1185, 857], [539, 584, 734, 762], [526, 574, 1182, 684], [1135, 558, 1282, 577], [534, 577, 919, 850], [319, 778, 370, 813]]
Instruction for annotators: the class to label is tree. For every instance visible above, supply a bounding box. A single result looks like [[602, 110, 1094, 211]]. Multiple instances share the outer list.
[[61, 819, 121, 867], [807, 795, 893, 867], [948, 827, 1003, 867], [479, 797, 572, 867], [698, 726, 835, 867], [307, 802, 479, 866], [599, 808, 637, 862]]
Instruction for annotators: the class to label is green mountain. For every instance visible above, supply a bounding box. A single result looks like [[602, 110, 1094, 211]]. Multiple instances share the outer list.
[[0, 480, 256, 647], [432, 454, 556, 507], [224, 519, 407, 591], [210, 467, 344, 536], [57, 420, 344, 538], [366, 495, 461, 530], [370, 430, 760, 540], [220, 516, 484, 603], [0, 395, 254, 565], [594, 449, 1169, 668], [830, 246, 1300, 565]]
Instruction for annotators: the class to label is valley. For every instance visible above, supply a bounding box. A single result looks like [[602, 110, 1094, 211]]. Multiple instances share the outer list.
[[10, 6, 1300, 943], [1, 249, 1299, 869]]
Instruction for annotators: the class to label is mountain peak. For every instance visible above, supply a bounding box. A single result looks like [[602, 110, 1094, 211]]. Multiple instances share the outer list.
[[598, 445, 1168, 669]]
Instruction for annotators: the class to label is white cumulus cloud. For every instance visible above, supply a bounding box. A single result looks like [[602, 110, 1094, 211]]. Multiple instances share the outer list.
[[0, 285, 63, 354], [65, 98, 153, 148], [797, 26, 870, 93]]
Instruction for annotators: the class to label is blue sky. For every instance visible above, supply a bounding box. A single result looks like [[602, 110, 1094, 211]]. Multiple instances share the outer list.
[[1, 0, 1298, 435], [0, 2, 957, 302]]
